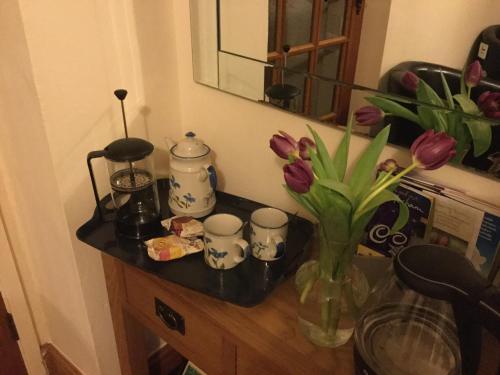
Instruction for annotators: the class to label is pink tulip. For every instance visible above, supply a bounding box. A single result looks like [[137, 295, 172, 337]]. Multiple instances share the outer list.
[[354, 106, 384, 126], [411, 130, 457, 170], [270, 131, 298, 159], [401, 71, 420, 92], [478, 91, 500, 119], [284, 159, 314, 193], [298, 137, 316, 160], [465, 60, 483, 88]]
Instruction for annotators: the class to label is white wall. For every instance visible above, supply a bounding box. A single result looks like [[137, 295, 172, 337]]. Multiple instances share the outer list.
[[380, 0, 500, 74], [172, 1, 500, 213], [0, 0, 181, 373]]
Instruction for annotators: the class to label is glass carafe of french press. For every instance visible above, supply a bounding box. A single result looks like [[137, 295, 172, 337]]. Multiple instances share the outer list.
[[354, 245, 500, 375], [87, 89, 161, 238]]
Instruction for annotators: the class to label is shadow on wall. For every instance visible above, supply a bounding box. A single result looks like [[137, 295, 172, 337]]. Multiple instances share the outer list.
[[132, 0, 184, 179]]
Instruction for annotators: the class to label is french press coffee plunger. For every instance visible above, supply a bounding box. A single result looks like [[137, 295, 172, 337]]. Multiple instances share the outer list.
[[354, 245, 500, 375], [87, 89, 161, 238]]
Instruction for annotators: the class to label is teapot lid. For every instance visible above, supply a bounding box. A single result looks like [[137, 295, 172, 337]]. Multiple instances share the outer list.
[[171, 132, 210, 158]]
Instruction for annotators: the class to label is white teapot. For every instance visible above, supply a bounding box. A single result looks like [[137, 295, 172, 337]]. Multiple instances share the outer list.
[[166, 132, 217, 218]]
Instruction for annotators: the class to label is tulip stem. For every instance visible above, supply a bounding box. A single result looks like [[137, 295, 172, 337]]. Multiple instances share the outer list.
[[354, 161, 419, 220], [369, 167, 396, 193]]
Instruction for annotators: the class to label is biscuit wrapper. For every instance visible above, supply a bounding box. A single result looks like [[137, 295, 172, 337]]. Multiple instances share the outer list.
[[145, 235, 204, 261], [161, 216, 204, 238]]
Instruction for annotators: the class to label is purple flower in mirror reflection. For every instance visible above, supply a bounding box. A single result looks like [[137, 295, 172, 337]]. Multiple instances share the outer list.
[[284, 159, 314, 193], [478, 91, 500, 119], [465, 60, 483, 88], [354, 106, 384, 126], [401, 71, 419, 92], [411, 130, 457, 170]]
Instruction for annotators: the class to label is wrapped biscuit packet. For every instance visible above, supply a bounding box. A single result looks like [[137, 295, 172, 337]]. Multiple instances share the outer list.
[[161, 216, 204, 238], [145, 235, 204, 261]]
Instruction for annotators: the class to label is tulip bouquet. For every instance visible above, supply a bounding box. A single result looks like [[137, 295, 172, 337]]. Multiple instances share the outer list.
[[270, 119, 456, 347], [356, 60, 498, 163]]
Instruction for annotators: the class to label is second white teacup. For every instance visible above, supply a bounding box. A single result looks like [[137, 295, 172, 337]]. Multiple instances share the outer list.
[[250, 207, 289, 261], [203, 214, 250, 270]]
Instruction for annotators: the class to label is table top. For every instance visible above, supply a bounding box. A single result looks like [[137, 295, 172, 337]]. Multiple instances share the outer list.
[[77, 179, 314, 307]]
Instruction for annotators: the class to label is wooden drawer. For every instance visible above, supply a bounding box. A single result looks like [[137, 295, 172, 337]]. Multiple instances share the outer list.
[[123, 266, 234, 375]]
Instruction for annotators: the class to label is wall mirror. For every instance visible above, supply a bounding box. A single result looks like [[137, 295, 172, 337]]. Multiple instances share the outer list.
[[190, 0, 500, 179]]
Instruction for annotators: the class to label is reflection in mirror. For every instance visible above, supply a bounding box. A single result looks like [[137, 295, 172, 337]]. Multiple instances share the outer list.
[[190, 0, 500, 178]]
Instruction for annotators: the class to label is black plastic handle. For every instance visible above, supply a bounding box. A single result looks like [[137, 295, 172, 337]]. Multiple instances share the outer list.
[[87, 150, 107, 221], [478, 286, 500, 340], [155, 298, 185, 335]]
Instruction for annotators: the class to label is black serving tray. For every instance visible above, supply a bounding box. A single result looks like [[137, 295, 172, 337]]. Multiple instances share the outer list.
[[76, 179, 314, 307]]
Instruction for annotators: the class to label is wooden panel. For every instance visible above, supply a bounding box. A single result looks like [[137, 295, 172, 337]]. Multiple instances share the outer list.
[[40, 343, 81, 375], [0, 293, 27, 375], [102, 254, 149, 375], [121, 263, 352, 375], [148, 344, 186, 375], [124, 266, 234, 375]]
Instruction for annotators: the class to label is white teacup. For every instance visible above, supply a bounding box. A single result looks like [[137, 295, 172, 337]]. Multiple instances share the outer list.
[[203, 214, 250, 270], [250, 207, 288, 261]]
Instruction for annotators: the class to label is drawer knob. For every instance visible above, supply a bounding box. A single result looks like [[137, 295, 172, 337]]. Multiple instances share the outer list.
[[154, 298, 185, 335]]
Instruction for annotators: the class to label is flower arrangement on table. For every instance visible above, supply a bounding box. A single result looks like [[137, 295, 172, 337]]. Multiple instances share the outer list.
[[269, 119, 456, 347], [355, 60, 499, 163]]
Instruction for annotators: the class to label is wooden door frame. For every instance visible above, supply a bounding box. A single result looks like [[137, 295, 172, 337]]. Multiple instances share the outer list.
[[267, 0, 364, 122], [0, 173, 45, 374]]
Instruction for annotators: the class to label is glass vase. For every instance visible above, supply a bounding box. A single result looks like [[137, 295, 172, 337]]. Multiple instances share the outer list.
[[295, 227, 369, 348]]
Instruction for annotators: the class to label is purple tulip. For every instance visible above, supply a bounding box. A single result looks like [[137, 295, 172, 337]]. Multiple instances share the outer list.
[[478, 91, 500, 119], [284, 159, 314, 193], [401, 71, 420, 92], [465, 60, 483, 88], [298, 137, 316, 160], [354, 106, 384, 126], [270, 131, 298, 159], [411, 130, 457, 170]]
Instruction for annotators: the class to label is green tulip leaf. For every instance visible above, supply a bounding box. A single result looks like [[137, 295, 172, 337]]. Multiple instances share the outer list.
[[309, 147, 327, 179], [453, 94, 481, 115], [317, 179, 354, 207], [284, 185, 320, 219], [365, 96, 420, 125], [354, 189, 409, 234], [348, 125, 390, 204], [307, 125, 339, 181], [332, 114, 352, 182], [320, 204, 351, 244], [447, 114, 471, 163], [440, 71, 455, 110], [416, 80, 444, 107], [464, 118, 492, 157], [416, 80, 448, 131], [350, 207, 378, 246]]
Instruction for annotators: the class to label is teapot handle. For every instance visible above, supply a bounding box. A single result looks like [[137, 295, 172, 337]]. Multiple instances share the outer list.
[[199, 164, 217, 190]]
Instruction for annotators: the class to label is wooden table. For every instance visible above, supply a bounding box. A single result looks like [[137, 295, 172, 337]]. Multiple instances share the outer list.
[[102, 253, 354, 375]]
